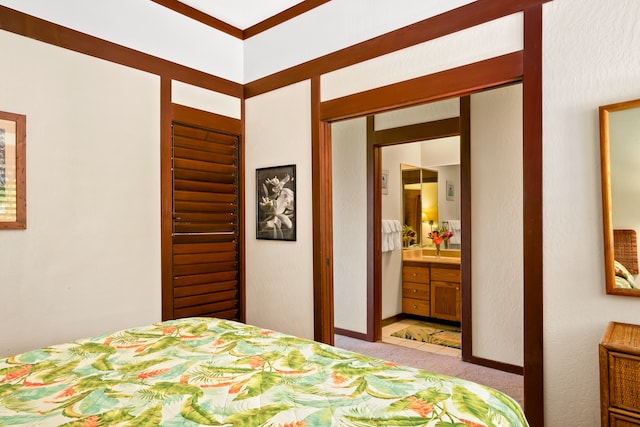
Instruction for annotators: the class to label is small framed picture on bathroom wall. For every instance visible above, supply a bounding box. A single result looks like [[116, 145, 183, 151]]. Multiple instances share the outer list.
[[381, 169, 389, 195], [446, 180, 455, 201]]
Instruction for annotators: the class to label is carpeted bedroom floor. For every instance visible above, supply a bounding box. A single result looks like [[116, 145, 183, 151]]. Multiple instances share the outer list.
[[334, 333, 524, 407]]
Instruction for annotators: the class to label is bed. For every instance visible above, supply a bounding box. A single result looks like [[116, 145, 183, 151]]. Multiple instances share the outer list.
[[0, 317, 528, 426]]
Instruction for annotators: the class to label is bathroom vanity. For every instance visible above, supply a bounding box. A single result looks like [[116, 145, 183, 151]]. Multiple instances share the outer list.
[[402, 250, 461, 322]]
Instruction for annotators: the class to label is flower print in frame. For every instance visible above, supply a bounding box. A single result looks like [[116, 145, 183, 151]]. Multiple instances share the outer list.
[[256, 164, 296, 241]]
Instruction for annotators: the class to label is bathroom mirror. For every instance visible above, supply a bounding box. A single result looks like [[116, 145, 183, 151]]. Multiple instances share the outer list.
[[600, 98, 640, 296], [401, 158, 460, 251], [402, 165, 437, 247]]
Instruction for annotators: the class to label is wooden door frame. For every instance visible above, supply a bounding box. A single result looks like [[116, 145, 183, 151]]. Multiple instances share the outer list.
[[312, 6, 544, 426], [160, 79, 245, 322], [363, 114, 464, 345]]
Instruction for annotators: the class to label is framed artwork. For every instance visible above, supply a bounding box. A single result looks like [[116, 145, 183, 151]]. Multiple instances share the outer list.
[[446, 180, 455, 201], [0, 111, 26, 230], [256, 164, 296, 241], [381, 169, 389, 195]]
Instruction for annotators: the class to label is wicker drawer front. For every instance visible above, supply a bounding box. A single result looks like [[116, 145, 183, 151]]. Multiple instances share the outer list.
[[402, 266, 429, 284], [431, 267, 460, 283], [402, 282, 430, 300], [402, 298, 430, 316], [609, 351, 640, 413]]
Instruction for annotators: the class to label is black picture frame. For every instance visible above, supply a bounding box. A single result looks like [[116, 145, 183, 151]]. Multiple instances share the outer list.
[[256, 164, 296, 241]]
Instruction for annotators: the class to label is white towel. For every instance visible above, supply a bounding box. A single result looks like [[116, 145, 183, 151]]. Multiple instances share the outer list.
[[382, 219, 402, 252], [381, 220, 390, 252], [447, 219, 461, 244], [392, 220, 402, 249]]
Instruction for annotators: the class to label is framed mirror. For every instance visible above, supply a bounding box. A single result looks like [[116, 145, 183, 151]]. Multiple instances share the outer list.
[[401, 165, 438, 248], [600, 98, 640, 296]]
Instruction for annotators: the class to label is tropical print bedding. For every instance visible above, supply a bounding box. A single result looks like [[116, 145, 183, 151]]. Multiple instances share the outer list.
[[0, 317, 528, 426]]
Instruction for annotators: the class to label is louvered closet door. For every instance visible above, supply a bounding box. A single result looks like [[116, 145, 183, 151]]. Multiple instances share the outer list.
[[172, 123, 240, 320]]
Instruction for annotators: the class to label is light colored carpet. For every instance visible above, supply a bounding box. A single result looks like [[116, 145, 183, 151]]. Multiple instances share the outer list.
[[334, 334, 524, 407], [391, 321, 461, 349]]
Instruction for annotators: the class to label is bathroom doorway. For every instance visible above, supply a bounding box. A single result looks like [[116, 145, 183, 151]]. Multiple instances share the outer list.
[[332, 84, 526, 376]]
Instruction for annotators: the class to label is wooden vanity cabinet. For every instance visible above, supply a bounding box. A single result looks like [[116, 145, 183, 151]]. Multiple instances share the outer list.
[[401, 261, 461, 322], [431, 265, 461, 322], [402, 263, 430, 317], [600, 322, 640, 426]]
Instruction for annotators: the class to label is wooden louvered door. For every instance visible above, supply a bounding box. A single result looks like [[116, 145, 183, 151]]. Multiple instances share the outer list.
[[171, 122, 240, 321]]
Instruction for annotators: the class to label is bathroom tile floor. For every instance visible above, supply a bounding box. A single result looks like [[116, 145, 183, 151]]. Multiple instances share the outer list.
[[382, 318, 462, 357]]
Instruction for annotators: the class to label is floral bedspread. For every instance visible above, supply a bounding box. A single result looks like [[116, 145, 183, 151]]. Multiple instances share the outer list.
[[0, 318, 528, 426]]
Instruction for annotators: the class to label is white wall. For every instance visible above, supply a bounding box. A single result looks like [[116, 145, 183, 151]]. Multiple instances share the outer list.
[[470, 84, 524, 366], [320, 13, 523, 101], [332, 117, 368, 333], [171, 80, 241, 119], [244, 81, 314, 339], [0, 30, 161, 356], [543, 0, 640, 424]]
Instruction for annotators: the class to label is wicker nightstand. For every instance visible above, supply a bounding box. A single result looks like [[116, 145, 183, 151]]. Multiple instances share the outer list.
[[600, 322, 640, 426]]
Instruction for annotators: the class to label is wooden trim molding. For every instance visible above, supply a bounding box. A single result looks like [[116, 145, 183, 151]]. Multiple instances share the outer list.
[[160, 78, 174, 320], [373, 117, 460, 146], [465, 356, 524, 376], [151, 0, 328, 40], [239, 99, 247, 324], [311, 76, 335, 344], [367, 116, 382, 342], [459, 96, 473, 364], [0, 5, 242, 98], [244, 0, 330, 39], [171, 104, 243, 135], [320, 53, 523, 122], [244, 0, 551, 98], [334, 328, 368, 341], [150, 0, 243, 39], [522, 5, 545, 426]]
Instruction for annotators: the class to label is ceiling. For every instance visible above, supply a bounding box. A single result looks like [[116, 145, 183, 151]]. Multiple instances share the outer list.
[[151, 0, 327, 38], [180, 0, 304, 29]]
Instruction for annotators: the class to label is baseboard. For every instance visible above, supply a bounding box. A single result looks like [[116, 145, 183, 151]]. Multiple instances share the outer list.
[[463, 355, 524, 375], [381, 313, 407, 327], [334, 327, 368, 341]]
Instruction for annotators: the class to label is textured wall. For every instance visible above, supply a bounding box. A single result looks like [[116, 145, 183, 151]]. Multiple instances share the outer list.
[[320, 13, 523, 101], [0, 30, 161, 356], [543, 0, 640, 424], [470, 84, 524, 366], [332, 117, 368, 333], [244, 81, 314, 339]]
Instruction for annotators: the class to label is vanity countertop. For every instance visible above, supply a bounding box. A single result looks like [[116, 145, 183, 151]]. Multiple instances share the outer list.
[[402, 249, 461, 265]]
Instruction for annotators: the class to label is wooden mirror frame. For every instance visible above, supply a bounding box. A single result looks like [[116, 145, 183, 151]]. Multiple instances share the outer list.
[[600, 98, 640, 296]]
